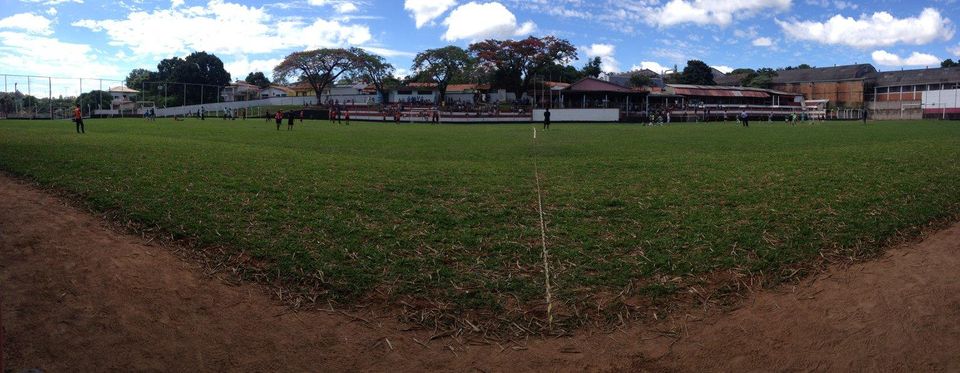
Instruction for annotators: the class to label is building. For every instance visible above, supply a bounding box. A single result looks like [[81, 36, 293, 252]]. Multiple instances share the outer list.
[[259, 85, 294, 99], [771, 64, 877, 108], [870, 66, 960, 120], [220, 81, 260, 102], [108, 85, 139, 110]]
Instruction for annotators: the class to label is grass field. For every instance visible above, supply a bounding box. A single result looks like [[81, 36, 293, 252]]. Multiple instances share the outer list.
[[1, 118, 959, 330]]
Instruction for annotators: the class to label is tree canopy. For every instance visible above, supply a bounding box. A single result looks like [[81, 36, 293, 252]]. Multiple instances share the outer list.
[[351, 48, 395, 104], [274, 48, 356, 103], [245, 72, 271, 88], [629, 73, 654, 88], [741, 68, 778, 89], [412, 45, 473, 104], [678, 60, 716, 85], [469, 36, 577, 97], [942, 59, 959, 68], [580, 57, 603, 78]]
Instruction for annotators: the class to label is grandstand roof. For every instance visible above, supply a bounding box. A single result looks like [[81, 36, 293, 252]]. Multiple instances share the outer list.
[[771, 64, 877, 84], [873, 66, 960, 87], [666, 84, 801, 98], [714, 73, 748, 86], [567, 77, 633, 93]]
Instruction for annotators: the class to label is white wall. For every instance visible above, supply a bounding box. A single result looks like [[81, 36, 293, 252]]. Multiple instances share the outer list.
[[922, 89, 960, 109], [532, 108, 620, 122]]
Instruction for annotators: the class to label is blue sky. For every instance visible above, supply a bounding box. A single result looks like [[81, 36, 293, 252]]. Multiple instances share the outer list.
[[0, 0, 958, 90]]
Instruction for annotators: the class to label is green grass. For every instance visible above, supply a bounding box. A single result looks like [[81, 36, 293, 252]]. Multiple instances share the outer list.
[[2, 118, 959, 327]]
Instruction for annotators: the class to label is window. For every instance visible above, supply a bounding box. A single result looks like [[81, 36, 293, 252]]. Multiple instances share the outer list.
[[902, 85, 914, 92], [929, 84, 941, 91], [417, 90, 433, 95], [876, 87, 888, 94], [888, 86, 901, 93], [397, 90, 412, 95], [915, 85, 927, 92]]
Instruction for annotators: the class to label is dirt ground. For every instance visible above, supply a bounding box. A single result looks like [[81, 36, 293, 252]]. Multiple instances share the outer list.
[[1, 173, 959, 372]]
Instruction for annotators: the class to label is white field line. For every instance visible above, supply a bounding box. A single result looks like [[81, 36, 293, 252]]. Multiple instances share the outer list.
[[531, 140, 553, 326]]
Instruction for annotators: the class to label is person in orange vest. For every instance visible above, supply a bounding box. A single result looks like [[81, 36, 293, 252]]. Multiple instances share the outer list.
[[274, 110, 283, 130], [73, 104, 85, 134]]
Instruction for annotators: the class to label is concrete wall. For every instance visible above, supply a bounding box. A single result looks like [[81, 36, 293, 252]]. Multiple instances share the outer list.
[[868, 100, 922, 120], [532, 108, 620, 122], [773, 81, 866, 108]]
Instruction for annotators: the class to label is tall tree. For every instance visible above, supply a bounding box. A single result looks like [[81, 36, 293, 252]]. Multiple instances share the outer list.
[[942, 59, 959, 68], [412, 46, 472, 104], [274, 48, 357, 104], [469, 36, 577, 97], [629, 73, 654, 88], [581, 57, 602, 78], [678, 60, 716, 85], [350, 48, 395, 104], [245, 72, 271, 88], [742, 68, 778, 89], [125, 68, 155, 91], [154, 51, 231, 105], [75, 90, 112, 113]]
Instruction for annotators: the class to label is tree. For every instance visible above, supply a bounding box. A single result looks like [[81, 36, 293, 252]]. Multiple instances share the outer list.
[[274, 48, 357, 104], [76, 90, 113, 113], [125, 68, 155, 91], [0, 92, 15, 114], [154, 51, 231, 105], [412, 46, 472, 104], [942, 59, 959, 68], [742, 68, 778, 89], [678, 60, 716, 85], [581, 57, 603, 78], [245, 72, 271, 88], [730, 68, 756, 75], [350, 48, 395, 105], [629, 73, 654, 88], [469, 36, 578, 97]]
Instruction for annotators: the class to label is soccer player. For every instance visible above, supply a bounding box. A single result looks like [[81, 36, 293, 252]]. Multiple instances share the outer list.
[[73, 104, 84, 134], [287, 111, 294, 130], [299, 110, 304, 123], [543, 107, 551, 130], [740, 111, 749, 127], [275, 110, 283, 130], [344, 110, 350, 125]]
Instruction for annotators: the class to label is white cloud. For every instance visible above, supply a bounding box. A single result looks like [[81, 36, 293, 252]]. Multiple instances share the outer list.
[[20, 0, 83, 5], [871, 50, 941, 67], [752, 37, 773, 47], [712, 65, 733, 74], [46, 7, 58, 16], [72, 0, 372, 56], [358, 46, 415, 58], [583, 43, 619, 72], [404, 0, 456, 29], [0, 13, 54, 35], [223, 56, 284, 80], [950, 44, 960, 57], [307, 0, 329, 5], [778, 8, 954, 48], [335, 2, 358, 13], [647, 0, 791, 27], [630, 62, 673, 74], [441, 2, 536, 42], [0, 31, 121, 81], [171, 0, 184, 7]]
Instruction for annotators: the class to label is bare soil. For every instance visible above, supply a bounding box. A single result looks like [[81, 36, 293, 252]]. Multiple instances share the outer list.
[[2, 173, 959, 372]]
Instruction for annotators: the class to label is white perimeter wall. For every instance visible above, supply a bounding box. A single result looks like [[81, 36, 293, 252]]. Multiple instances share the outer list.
[[532, 108, 620, 122], [922, 89, 960, 109]]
